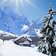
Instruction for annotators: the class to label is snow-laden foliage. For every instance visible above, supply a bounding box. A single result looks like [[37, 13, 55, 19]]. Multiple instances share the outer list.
[[35, 29, 43, 37], [38, 6, 56, 56]]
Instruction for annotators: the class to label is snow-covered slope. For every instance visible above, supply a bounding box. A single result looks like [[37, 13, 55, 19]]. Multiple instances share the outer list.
[[21, 25, 29, 32], [0, 40, 48, 56], [0, 30, 19, 40], [21, 22, 39, 37]]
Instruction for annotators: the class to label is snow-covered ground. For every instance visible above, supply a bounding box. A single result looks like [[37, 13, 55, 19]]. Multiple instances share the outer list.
[[0, 39, 48, 56]]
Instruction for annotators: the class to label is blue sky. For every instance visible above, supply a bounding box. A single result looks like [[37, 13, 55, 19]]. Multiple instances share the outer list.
[[16, 0, 56, 22], [0, 0, 56, 22]]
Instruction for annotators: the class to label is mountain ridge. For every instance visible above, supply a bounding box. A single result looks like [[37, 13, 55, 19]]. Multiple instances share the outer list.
[[0, 6, 42, 37]]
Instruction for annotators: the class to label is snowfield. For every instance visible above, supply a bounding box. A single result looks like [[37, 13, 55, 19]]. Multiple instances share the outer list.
[[0, 39, 48, 56]]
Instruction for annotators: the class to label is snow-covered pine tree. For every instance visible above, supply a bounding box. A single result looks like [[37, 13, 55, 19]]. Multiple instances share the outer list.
[[38, 5, 56, 56]]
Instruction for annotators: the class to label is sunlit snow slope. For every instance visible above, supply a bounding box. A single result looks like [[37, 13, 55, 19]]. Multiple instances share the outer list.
[[0, 40, 48, 56]]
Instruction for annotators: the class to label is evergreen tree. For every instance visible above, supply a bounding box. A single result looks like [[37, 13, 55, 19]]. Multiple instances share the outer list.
[[38, 5, 56, 56]]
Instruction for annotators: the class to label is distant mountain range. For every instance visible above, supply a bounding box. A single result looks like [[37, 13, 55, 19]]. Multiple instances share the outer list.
[[0, 6, 43, 37]]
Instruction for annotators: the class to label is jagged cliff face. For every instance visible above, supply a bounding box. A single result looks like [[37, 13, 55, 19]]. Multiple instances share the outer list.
[[0, 6, 41, 37], [0, 7, 29, 35]]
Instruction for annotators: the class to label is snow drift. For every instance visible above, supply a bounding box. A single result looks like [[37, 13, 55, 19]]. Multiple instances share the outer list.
[[0, 39, 48, 56]]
